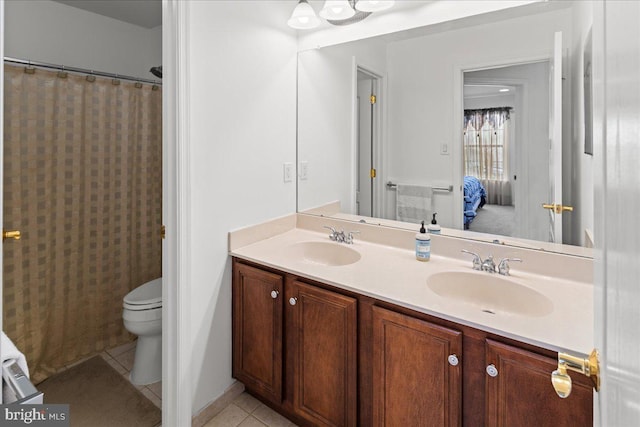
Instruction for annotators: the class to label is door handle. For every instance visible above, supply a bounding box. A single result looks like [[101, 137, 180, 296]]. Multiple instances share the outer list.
[[551, 349, 600, 398], [2, 229, 21, 241], [542, 203, 574, 214]]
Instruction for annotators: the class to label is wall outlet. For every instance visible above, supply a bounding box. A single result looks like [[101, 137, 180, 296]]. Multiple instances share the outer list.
[[299, 161, 309, 180], [440, 143, 449, 155], [283, 162, 293, 182]]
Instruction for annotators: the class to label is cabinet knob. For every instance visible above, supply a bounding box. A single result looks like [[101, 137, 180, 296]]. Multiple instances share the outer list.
[[289, 297, 297, 306], [486, 364, 498, 377], [448, 354, 459, 366], [270, 290, 279, 299]]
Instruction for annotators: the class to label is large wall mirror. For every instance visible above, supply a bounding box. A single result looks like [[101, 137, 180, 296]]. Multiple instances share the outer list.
[[297, 1, 594, 257]]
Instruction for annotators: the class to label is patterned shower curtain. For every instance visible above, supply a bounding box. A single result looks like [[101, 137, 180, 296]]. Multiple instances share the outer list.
[[3, 64, 162, 382]]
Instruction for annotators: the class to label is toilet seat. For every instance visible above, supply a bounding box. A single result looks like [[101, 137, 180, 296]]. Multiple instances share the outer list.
[[123, 278, 162, 311]]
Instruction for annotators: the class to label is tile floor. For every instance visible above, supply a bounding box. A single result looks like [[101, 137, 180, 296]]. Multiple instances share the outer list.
[[204, 392, 298, 427], [99, 340, 162, 409], [70, 341, 298, 427]]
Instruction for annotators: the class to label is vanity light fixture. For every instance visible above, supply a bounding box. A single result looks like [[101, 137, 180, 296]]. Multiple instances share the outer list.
[[288, 0, 395, 30]]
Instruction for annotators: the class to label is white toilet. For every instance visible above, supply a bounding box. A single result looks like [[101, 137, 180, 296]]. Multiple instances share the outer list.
[[122, 278, 162, 385]]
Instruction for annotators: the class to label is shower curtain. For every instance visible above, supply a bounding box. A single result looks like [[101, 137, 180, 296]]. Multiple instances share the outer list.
[[3, 64, 162, 382]]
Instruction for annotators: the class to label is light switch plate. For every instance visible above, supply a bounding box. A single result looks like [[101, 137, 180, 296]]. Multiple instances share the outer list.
[[440, 143, 449, 155], [283, 162, 293, 182], [299, 161, 309, 180]]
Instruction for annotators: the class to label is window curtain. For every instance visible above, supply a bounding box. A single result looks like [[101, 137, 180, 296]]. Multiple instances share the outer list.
[[3, 64, 162, 382], [463, 107, 512, 206]]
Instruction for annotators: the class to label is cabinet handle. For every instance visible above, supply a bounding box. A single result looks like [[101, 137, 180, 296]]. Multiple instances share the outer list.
[[486, 364, 498, 377], [448, 354, 459, 366], [270, 290, 279, 299], [289, 297, 297, 306]]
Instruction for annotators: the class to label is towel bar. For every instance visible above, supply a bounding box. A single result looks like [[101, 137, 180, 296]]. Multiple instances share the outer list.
[[386, 181, 453, 192]]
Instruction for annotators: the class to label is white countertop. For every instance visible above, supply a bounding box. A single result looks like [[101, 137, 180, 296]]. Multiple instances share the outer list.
[[230, 219, 593, 356]]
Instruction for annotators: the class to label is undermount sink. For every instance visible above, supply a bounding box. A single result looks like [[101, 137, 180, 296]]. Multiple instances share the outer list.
[[427, 271, 553, 317], [286, 241, 361, 267]]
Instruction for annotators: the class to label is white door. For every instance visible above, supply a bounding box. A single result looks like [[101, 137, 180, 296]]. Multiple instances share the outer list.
[[0, 2, 5, 404], [356, 76, 371, 216], [547, 31, 563, 243], [593, 1, 640, 424], [356, 70, 377, 217]]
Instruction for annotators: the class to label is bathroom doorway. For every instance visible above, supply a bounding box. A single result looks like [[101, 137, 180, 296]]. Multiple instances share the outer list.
[[1, 0, 174, 422]]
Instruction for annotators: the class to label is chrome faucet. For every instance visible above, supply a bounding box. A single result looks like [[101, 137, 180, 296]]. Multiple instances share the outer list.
[[461, 250, 482, 270], [462, 250, 521, 275], [481, 255, 496, 273], [497, 258, 522, 276], [344, 230, 360, 245], [323, 226, 359, 244], [324, 226, 341, 241]]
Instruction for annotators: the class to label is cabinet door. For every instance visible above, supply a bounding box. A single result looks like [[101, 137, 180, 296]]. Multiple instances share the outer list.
[[372, 306, 462, 427], [232, 263, 284, 403], [288, 280, 358, 427], [485, 339, 593, 427]]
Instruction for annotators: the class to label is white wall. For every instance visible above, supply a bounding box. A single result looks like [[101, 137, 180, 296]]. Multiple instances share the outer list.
[[385, 7, 572, 229], [4, 0, 161, 80], [186, 1, 297, 415], [298, 38, 387, 213], [570, 1, 594, 247]]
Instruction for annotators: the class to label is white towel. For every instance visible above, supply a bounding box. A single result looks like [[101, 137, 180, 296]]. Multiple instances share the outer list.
[[396, 184, 433, 224]]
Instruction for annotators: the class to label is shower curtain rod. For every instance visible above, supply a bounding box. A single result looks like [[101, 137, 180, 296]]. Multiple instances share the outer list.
[[4, 57, 162, 85]]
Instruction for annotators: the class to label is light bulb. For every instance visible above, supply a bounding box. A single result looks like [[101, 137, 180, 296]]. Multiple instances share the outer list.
[[319, 0, 356, 21], [288, 0, 320, 30], [355, 0, 395, 13]]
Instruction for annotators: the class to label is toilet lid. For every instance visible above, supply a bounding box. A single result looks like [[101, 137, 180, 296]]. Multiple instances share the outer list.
[[124, 278, 162, 307]]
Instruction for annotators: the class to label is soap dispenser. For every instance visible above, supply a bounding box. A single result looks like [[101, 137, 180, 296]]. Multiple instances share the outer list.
[[428, 213, 441, 234], [415, 221, 431, 262]]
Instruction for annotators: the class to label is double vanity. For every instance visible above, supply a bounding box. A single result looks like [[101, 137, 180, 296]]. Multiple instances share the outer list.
[[229, 213, 594, 426]]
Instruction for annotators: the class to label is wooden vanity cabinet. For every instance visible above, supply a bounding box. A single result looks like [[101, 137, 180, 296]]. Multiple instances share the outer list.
[[372, 306, 462, 426], [232, 262, 284, 404], [485, 339, 593, 427], [233, 259, 593, 427], [369, 303, 593, 427], [288, 279, 357, 426], [232, 260, 358, 426]]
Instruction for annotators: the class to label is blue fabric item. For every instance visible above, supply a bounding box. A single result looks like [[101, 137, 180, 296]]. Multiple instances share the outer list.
[[463, 176, 487, 225]]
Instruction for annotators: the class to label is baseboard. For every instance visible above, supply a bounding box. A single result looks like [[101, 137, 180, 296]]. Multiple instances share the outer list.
[[191, 381, 245, 427]]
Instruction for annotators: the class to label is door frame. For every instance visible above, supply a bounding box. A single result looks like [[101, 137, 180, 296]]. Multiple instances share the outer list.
[[163, 1, 191, 426], [452, 52, 553, 232]]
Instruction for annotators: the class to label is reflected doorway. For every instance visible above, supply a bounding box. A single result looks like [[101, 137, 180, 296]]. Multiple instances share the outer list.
[[462, 61, 553, 241], [356, 68, 380, 217]]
